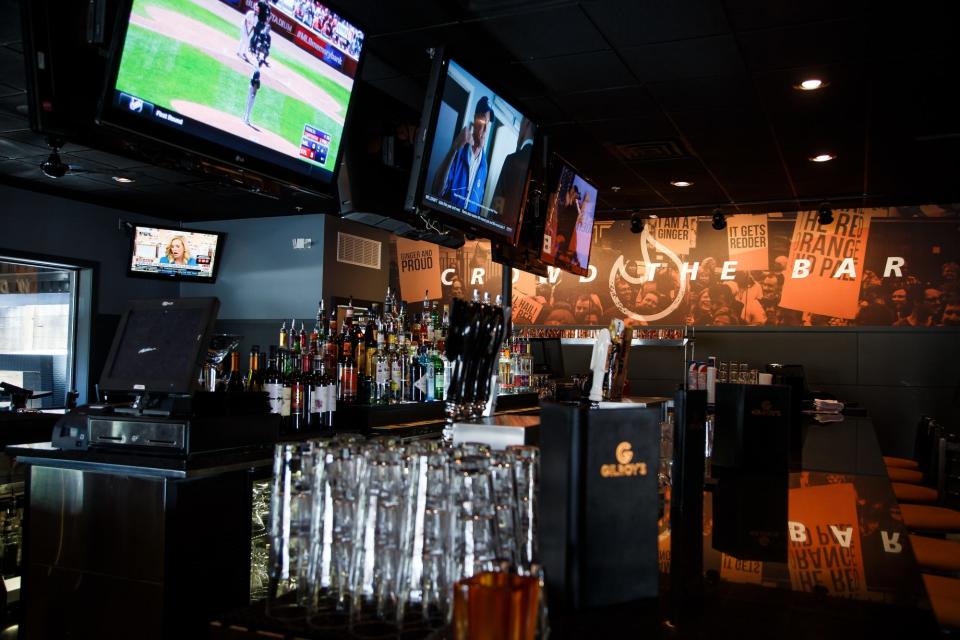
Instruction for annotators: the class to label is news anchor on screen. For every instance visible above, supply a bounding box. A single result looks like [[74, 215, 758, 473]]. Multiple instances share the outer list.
[[438, 96, 493, 215], [159, 236, 198, 267]]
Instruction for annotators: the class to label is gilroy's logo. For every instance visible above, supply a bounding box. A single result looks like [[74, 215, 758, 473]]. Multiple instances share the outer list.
[[751, 400, 782, 417], [600, 441, 648, 478]]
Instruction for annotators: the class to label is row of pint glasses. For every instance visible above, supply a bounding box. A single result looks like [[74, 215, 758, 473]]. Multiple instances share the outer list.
[[267, 435, 540, 626]]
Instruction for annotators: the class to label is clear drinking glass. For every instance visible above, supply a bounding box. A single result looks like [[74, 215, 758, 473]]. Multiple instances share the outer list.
[[267, 442, 316, 618], [349, 446, 406, 619], [326, 440, 368, 611], [449, 456, 499, 586], [506, 445, 539, 570], [489, 451, 519, 566]]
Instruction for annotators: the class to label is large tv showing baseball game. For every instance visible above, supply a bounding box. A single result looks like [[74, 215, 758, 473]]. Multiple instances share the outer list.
[[406, 55, 537, 243], [101, 0, 365, 187], [128, 224, 225, 282], [540, 157, 598, 277]]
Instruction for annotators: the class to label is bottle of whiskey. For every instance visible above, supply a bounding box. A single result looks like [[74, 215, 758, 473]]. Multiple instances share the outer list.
[[279, 321, 287, 353], [309, 351, 326, 429]]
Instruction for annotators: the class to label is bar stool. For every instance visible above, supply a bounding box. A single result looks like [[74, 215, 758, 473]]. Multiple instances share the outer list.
[[884, 456, 920, 470], [910, 535, 960, 573], [922, 574, 960, 630], [901, 504, 960, 532], [892, 482, 939, 504], [887, 466, 924, 484]]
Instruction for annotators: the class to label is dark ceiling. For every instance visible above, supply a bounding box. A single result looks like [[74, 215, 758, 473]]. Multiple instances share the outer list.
[[1, 0, 958, 222]]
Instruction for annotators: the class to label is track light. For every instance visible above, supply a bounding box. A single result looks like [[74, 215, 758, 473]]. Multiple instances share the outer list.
[[630, 214, 644, 234], [817, 202, 834, 225], [711, 208, 726, 231]]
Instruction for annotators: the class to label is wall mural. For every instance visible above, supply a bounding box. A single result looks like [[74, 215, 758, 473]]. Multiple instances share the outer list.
[[392, 205, 960, 327]]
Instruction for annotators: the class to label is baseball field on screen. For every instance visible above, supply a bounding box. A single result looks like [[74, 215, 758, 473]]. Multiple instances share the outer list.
[[116, 0, 355, 170]]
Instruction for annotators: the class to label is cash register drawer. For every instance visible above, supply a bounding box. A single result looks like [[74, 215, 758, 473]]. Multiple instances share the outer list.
[[89, 418, 186, 449]]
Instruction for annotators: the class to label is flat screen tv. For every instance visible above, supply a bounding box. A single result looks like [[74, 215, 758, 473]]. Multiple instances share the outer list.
[[128, 224, 225, 282], [100, 0, 366, 188], [407, 54, 537, 243], [540, 157, 598, 277]]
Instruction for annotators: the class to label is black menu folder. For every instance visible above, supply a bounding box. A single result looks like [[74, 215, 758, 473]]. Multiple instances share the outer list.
[[540, 401, 662, 609]]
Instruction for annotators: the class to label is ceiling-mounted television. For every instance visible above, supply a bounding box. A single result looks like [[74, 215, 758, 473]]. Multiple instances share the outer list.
[[100, 0, 366, 190], [540, 156, 598, 277], [128, 224, 226, 283], [406, 52, 538, 244]]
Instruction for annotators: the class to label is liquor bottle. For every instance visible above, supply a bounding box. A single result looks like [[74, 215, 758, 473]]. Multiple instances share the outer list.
[[313, 299, 325, 352], [308, 351, 324, 429], [279, 321, 287, 353], [365, 304, 380, 403], [410, 345, 424, 402], [423, 290, 433, 346], [299, 322, 308, 356], [324, 349, 337, 426], [289, 354, 305, 432], [432, 345, 444, 402], [257, 350, 266, 389], [264, 346, 284, 416], [375, 327, 389, 405], [339, 318, 357, 404], [245, 345, 261, 392], [290, 320, 300, 356], [383, 286, 395, 323], [325, 310, 339, 380], [279, 349, 293, 430], [419, 346, 435, 402], [226, 350, 245, 392], [431, 301, 440, 346]]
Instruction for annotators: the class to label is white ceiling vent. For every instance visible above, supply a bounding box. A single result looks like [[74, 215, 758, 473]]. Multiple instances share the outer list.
[[337, 232, 381, 270]]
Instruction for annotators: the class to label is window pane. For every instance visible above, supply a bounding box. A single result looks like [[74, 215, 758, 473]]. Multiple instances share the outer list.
[[0, 260, 76, 409]]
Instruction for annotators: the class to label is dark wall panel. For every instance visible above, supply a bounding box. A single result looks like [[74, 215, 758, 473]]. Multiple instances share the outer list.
[[858, 331, 960, 387]]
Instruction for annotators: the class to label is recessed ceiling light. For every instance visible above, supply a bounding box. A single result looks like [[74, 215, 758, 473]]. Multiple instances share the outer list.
[[809, 153, 836, 163], [648, 214, 658, 219], [795, 78, 827, 91], [112, 176, 135, 183], [610, 185, 621, 192], [670, 181, 693, 187]]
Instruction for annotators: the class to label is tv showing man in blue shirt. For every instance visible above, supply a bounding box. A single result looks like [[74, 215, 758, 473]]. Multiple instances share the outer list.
[[438, 96, 493, 215]]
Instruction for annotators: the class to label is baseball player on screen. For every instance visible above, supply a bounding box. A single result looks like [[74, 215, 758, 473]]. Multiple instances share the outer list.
[[237, 2, 272, 65], [243, 65, 262, 127], [236, 4, 257, 62]]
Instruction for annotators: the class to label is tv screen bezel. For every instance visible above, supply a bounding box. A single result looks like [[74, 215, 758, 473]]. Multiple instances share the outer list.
[[409, 54, 537, 246], [126, 222, 227, 284], [99, 296, 220, 395], [540, 154, 598, 278], [98, 0, 368, 192]]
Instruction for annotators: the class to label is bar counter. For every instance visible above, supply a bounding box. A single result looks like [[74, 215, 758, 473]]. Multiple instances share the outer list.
[[201, 412, 938, 640], [4, 406, 941, 639]]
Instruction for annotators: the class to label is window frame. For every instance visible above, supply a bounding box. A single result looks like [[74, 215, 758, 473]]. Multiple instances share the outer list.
[[0, 247, 98, 407]]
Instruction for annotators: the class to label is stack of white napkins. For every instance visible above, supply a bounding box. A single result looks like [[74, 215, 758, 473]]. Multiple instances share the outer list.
[[812, 399, 844, 414], [813, 412, 845, 424]]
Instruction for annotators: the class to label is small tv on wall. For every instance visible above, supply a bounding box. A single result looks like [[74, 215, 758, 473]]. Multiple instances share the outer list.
[[127, 224, 225, 283], [100, 0, 366, 190]]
